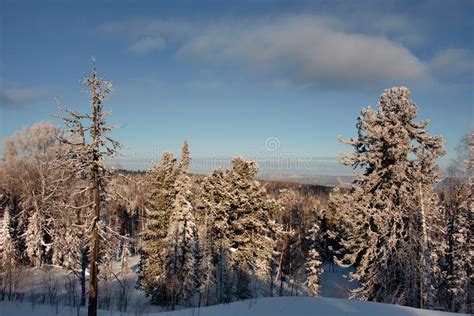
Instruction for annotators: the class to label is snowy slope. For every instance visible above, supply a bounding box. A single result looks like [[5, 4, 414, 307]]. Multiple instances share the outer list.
[[0, 257, 466, 316], [0, 296, 466, 316]]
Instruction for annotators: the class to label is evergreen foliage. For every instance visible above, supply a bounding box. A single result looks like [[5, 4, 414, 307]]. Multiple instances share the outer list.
[[330, 87, 445, 308]]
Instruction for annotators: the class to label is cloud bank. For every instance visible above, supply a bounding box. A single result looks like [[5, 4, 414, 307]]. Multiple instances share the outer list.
[[430, 49, 474, 80], [103, 15, 470, 89], [177, 16, 425, 88]]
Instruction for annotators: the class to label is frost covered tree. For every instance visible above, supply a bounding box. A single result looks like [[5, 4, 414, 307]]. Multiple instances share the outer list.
[[275, 189, 306, 296], [196, 223, 215, 306], [0, 209, 21, 300], [195, 169, 227, 303], [115, 242, 133, 313], [164, 171, 198, 310], [138, 151, 178, 304], [139, 140, 197, 308], [194, 158, 280, 304], [330, 87, 445, 308], [226, 157, 278, 300], [24, 210, 47, 267], [179, 138, 190, 172], [51, 199, 90, 306], [56, 61, 122, 316], [305, 219, 323, 297], [440, 131, 473, 313], [264, 197, 284, 298], [1, 123, 63, 267], [195, 168, 232, 305], [446, 195, 472, 313], [160, 140, 199, 309], [0, 122, 93, 304]]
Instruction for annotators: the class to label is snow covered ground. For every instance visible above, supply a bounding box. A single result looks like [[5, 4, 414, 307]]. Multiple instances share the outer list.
[[0, 257, 466, 316], [0, 296, 466, 316], [320, 262, 359, 298]]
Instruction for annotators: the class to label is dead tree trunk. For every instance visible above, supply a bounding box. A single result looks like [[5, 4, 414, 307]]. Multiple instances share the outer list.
[[57, 61, 121, 316], [88, 70, 101, 316]]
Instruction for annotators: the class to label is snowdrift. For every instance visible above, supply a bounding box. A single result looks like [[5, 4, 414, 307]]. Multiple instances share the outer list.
[[0, 296, 466, 316]]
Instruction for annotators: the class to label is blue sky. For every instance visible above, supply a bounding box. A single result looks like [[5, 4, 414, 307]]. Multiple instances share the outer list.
[[0, 0, 472, 174]]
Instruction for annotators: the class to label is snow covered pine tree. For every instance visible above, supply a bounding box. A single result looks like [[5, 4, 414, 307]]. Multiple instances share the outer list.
[[195, 167, 233, 305], [330, 87, 445, 309], [306, 219, 323, 297], [163, 140, 199, 310], [195, 157, 280, 304], [225, 158, 278, 300], [439, 132, 473, 313], [138, 140, 196, 309], [138, 151, 177, 304], [0, 208, 21, 300]]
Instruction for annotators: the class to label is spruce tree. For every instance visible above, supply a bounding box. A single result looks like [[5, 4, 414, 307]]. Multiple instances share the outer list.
[[306, 220, 323, 297], [468, 131, 474, 312], [139, 140, 195, 307], [195, 158, 279, 303], [138, 151, 177, 304], [196, 168, 232, 305], [179, 138, 190, 172], [330, 87, 445, 308], [226, 157, 278, 300], [441, 131, 473, 313], [0, 208, 20, 300], [447, 199, 472, 312], [24, 209, 47, 267], [164, 171, 198, 309], [277, 189, 306, 296]]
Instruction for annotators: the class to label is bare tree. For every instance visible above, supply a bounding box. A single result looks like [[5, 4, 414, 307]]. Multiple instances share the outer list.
[[56, 60, 122, 316], [63, 273, 79, 309]]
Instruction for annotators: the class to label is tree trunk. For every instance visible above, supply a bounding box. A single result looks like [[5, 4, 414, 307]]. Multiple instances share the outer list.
[[279, 274, 283, 297], [80, 254, 87, 306], [419, 183, 433, 309], [88, 72, 101, 316], [205, 278, 210, 306], [269, 268, 274, 297], [87, 169, 100, 316]]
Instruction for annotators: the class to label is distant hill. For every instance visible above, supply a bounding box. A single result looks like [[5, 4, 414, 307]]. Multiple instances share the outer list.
[[258, 173, 354, 187], [116, 168, 354, 189]]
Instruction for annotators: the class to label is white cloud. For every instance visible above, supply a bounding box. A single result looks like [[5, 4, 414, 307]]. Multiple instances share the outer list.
[[177, 16, 426, 88], [430, 49, 474, 79], [0, 87, 48, 107], [104, 15, 428, 88], [128, 36, 166, 54]]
